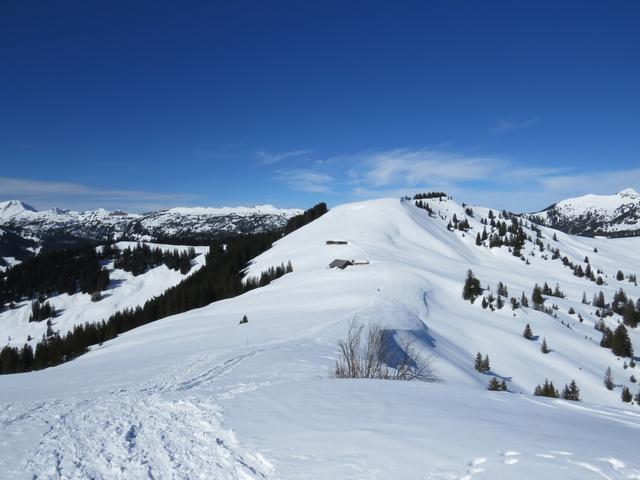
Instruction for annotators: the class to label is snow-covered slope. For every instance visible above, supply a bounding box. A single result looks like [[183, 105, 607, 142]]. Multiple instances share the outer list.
[[1, 197, 640, 479], [0, 242, 209, 348], [0, 200, 302, 263], [526, 188, 640, 237]]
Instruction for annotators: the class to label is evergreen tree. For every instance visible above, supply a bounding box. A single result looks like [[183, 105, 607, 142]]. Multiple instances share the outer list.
[[520, 292, 529, 308], [561, 380, 580, 401], [617, 270, 625, 281], [523, 323, 534, 340], [532, 285, 544, 309], [462, 270, 482, 302], [482, 355, 490, 373], [621, 386, 632, 403], [541, 338, 550, 354], [604, 367, 615, 390], [612, 324, 634, 358], [623, 301, 638, 328], [534, 379, 559, 398], [474, 352, 483, 372], [488, 377, 503, 391]]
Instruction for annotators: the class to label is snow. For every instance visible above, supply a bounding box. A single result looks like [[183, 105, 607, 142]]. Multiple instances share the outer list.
[[0, 242, 209, 347], [528, 188, 640, 235], [0, 200, 37, 218], [553, 188, 639, 218], [1, 197, 640, 478], [165, 204, 302, 217]]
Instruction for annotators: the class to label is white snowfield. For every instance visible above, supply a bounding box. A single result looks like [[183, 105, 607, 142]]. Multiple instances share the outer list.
[[2, 197, 640, 479]]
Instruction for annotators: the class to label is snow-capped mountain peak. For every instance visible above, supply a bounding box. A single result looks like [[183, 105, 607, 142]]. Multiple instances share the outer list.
[[0, 200, 303, 265], [526, 188, 640, 237], [618, 187, 639, 198], [0, 200, 37, 219]]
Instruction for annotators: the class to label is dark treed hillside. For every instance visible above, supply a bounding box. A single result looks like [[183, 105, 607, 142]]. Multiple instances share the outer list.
[[0, 247, 110, 306], [284, 203, 328, 235]]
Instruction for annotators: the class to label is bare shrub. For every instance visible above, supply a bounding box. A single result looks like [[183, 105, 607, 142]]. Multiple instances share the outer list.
[[333, 320, 437, 382]]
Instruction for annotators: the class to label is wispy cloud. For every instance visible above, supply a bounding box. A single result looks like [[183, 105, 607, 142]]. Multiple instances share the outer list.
[[264, 145, 639, 212], [491, 118, 538, 135], [348, 149, 501, 187], [275, 169, 334, 193], [538, 168, 640, 196], [0, 176, 200, 213], [257, 149, 311, 165]]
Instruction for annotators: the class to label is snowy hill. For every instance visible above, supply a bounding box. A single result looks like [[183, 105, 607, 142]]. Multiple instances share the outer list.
[[1, 196, 640, 478], [526, 188, 640, 237], [0, 200, 302, 264]]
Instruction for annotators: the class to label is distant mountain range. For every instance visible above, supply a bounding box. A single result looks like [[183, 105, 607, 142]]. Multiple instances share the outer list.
[[0, 200, 302, 267], [525, 188, 640, 237]]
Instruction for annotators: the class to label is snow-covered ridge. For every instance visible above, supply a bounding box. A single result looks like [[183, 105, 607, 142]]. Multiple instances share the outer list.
[[526, 188, 640, 237]]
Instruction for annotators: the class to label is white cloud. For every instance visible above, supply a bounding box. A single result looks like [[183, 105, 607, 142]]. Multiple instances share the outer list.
[[0, 176, 200, 212], [491, 118, 538, 135], [257, 149, 311, 165], [276, 169, 334, 193], [349, 149, 501, 187]]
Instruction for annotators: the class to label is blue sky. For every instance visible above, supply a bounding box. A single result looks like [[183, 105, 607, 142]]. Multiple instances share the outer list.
[[1, 1, 639, 212]]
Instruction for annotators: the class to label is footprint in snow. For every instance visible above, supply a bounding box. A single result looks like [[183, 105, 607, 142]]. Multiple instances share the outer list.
[[501, 451, 520, 465], [599, 457, 625, 471], [550, 450, 574, 456]]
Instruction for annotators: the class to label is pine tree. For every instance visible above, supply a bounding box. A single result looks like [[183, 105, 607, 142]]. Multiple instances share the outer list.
[[623, 301, 638, 328], [474, 352, 483, 372], [617, 270, 625, 281], [462, 270, 482, 302], [604, 367, 615, 390], [534, 379, 559, 398], [482, 355, 490, 373], [488, 377, 503, 391], [240, 314, 248, 324], [612, 324, 634, 358], [520, 292, 529, 308], [523, 323, 534, 340], [561, 380, 580, 401], [531, 285, 544, 309], [621, 386, 632, 403], [541, 338, 550, 354]]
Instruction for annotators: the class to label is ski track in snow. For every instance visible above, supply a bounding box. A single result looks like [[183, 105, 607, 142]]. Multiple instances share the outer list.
[[18, 393, 274, 480], [2, 349, 279, 480], [429, 451, 640, 480]]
